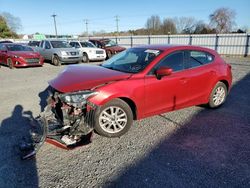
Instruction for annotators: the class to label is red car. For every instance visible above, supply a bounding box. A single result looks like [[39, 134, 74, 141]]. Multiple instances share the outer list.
[[89, 38, 126, 59], [0, 43, 44, 68], [41, 45, 232, 144]]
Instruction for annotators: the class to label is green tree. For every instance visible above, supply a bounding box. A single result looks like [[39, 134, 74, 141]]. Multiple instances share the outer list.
[[0, 16, 18, 38]]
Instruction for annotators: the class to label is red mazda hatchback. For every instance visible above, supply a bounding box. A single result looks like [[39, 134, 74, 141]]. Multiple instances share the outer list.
[[42, 45, 232, 142], [0, 43, 44, 68]]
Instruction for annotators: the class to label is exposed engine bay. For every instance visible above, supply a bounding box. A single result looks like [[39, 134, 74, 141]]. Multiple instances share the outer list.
[[20, 88, 98, 159]]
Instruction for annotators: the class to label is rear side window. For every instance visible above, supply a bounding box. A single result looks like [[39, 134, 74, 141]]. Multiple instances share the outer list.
[[186, 50, 214, 69], [153, 51, 184, 73]]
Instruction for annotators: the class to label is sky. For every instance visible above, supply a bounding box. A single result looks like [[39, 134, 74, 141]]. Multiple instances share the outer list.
[[0, 0, 249, 35]]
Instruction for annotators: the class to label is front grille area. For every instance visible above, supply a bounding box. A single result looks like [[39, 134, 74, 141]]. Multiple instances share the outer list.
[[96, 50, 104, 54], [70, 52, 78, 55], [25, 58, 40, 64]]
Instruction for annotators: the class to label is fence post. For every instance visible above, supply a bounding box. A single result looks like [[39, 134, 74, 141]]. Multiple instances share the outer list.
[[244, 34, 249, 57], [168, 34, 170, 44], [130, 36, 133, 47], [148, 35, 151, 45], [215, 34, 219, 51], [189, 34, 192, 45]]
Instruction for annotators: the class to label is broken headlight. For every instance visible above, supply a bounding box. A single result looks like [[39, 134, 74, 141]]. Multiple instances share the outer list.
[[59, 90, 98, 107]]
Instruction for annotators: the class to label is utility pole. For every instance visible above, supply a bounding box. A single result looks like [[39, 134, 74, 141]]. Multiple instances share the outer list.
[[51, 14, 58, 38], [115, 15, 119, 36], [84, 19, 89, 38]]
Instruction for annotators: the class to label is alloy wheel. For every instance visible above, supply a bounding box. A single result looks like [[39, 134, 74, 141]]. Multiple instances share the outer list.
[[99, 106, 128, 134]]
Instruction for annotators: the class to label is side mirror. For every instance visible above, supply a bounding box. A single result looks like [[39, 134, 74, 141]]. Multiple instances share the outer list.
[[155, 67, 173, 79]]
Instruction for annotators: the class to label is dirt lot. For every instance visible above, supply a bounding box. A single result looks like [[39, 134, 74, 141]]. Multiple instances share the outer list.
[[0, 58, 250, 188]]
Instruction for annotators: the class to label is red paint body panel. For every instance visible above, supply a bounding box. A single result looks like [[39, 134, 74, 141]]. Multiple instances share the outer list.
[[49, 64, 131, 93], [49, 45, 232, 120], [0, 46, 44, 67]]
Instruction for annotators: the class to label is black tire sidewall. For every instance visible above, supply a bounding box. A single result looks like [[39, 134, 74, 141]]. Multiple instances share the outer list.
[[7, 58, 14, 69], [94, 99, 133, 137], [106, 51, 112, 59], [209, 82, 227, 108]]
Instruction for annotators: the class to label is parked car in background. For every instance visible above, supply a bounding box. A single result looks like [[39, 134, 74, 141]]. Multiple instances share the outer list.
[[37, 40, 82, 66], [69, 40, 106, 63], [41, 45, 232, 141], [89, 38, 126, 59], [28, 40, 41, 47], [0, 43, 44, 68]]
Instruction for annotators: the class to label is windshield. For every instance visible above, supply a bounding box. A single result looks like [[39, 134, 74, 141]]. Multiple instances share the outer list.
[[102, 48, 162, 73], [6, 44, 34, 52], [80, 42, 96, 48], [103, 39, 117, 47], [51, 41, 71, 48]]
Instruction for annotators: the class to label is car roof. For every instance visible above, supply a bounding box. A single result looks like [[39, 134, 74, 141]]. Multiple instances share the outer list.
[[0, 40, 13, 44], [133, 44, 216, 53]]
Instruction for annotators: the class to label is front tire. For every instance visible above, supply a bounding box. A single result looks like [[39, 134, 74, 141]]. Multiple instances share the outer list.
[[94, 99, 133, 137], [52, 55, 61, 66], [106, 51, 112, 59], [7, 58, 14, 69], [208, 82, 227, 108], [82, 53, 89, 63]]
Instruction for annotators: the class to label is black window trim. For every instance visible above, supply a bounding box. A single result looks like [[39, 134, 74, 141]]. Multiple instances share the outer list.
[[184, 50, 215, 70], [147, 50, 185, 75]]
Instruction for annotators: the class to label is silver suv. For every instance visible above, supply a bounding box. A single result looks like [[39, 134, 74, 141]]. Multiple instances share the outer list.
[[37, 40, 82, 66]]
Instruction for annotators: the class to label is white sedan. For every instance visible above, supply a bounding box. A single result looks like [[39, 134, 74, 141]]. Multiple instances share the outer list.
[[69, 41, 106, 63]]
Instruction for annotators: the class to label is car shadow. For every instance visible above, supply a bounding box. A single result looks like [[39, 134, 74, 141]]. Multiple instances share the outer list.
[[0, 105, 39, 187], [104, 74, 250, 187]]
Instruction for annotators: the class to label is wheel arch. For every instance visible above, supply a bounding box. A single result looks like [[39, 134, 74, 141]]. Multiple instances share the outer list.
[[119, 97, 137, 120], [219, 79, 229, 91]]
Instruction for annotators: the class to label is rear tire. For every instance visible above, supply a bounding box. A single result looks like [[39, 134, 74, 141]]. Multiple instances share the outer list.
[[94, 99, 133, 137], [52, 55, 61, 66], [82, 53, 89, 63], [7, 58, 14, 69], [208, 82, 227, 108]]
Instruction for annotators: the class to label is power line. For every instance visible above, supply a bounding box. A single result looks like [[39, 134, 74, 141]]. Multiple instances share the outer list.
[[51, 14, 58, 38]]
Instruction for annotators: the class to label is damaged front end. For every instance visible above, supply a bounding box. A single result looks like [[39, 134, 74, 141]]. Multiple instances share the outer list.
[[20, 88, 98, 159], [42, 89, 98, 148]]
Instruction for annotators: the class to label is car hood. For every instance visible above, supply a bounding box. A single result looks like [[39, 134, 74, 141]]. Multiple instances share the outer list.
[[49, 64, 131, 93], [10, 51, 40, 58], [105, 45, 126, 52]]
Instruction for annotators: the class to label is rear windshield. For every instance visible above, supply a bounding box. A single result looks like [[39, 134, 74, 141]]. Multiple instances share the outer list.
[[6, 44, 33, 51]]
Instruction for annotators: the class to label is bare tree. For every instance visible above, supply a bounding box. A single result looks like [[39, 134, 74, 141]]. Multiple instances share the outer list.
[[1, 12, 22, 32], [209, 8, 235, 33], [174, 17, 196, 34], [145, 15, 161, 34], [161, 18, 177, 34]]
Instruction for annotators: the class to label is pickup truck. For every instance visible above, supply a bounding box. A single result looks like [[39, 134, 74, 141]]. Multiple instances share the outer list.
[[37, 40, 82, 66]]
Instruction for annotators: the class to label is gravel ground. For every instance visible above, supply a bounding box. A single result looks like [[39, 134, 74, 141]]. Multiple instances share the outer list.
[[0, 58, 250, 188]]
